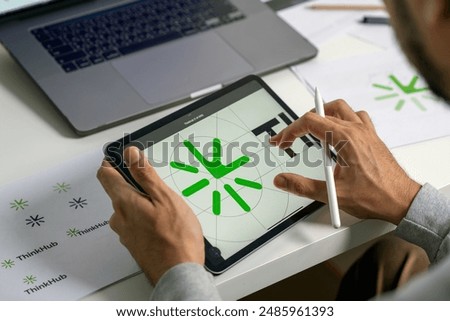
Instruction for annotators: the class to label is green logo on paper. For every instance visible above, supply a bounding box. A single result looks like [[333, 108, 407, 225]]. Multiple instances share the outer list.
[[1, 259, 15, 269], [53, 182, 71, 193], [373, 74, 438, 111], [170, 138, 262, 216], [66, 228, 80, 237], [10, 199, 29, 211], [23, 275, 37, 285]]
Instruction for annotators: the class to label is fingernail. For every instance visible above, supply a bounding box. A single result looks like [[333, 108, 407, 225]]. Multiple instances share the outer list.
[[274, 175, 287, 189]]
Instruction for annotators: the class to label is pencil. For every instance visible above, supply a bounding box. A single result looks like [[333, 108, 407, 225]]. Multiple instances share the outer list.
[[314, 88, 341, 229], [309, 4, 386, 11]]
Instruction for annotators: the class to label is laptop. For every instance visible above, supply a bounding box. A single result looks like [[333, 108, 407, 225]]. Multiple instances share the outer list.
[[0, 0, 317, 136]]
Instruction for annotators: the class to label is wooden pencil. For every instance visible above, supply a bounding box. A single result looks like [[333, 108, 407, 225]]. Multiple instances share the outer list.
[[309, 4, 386, 11]]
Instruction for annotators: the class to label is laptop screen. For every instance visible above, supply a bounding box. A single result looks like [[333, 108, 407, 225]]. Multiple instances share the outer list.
[[0, 0, 57, 16]]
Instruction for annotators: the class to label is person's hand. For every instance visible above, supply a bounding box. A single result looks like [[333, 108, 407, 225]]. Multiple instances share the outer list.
[[270, 99, 421, 225], [97, 147, 204, 285]]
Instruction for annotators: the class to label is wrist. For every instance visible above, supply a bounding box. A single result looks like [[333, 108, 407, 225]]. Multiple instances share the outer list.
[[389, 178, 422, 225], [143, 251, 205, 285]]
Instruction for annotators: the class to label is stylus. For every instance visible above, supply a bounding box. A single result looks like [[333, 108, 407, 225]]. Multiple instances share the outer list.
[[314, 87, 341, 229]]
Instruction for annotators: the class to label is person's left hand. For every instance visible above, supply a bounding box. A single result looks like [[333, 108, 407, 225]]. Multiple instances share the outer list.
[[97, 147, 204, 285]]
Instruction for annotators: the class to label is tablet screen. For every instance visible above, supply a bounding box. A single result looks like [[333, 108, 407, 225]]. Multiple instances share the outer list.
[[134, 78, 325, 268]]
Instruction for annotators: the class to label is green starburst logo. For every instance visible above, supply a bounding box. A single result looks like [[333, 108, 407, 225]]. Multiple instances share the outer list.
[[10, 199, 29, 211], [53, 182, 71, 193], [23, 275, 37, 285], [373, 74, 437, 111], [1, 259, 15, 269], [171, 138, 262, 215], [66, 228, 80, 237]]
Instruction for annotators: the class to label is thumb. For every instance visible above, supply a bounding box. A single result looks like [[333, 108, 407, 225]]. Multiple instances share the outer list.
[[274, 173, 327, 203]]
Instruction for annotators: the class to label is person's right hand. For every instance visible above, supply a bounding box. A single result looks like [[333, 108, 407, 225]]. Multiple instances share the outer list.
[[270, 99, 421, 225]]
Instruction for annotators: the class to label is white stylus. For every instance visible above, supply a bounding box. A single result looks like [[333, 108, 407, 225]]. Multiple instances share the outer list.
[[314, 87, 341, 229]]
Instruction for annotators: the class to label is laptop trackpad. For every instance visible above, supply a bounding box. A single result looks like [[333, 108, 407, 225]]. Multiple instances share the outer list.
[[112, 32, 254, 106]]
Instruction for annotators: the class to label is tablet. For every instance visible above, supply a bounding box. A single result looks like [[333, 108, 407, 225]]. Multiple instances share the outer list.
[[104, 75, 325, 274]]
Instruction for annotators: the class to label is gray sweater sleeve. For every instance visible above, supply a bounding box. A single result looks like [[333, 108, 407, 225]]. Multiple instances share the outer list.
[[150, 263, 221, 300], [376, 184, 450, 300], [395, 183, 450, 262]]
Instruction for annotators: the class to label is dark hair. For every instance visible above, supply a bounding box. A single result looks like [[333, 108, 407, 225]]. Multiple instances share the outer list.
[[391, 0, 448, 100]]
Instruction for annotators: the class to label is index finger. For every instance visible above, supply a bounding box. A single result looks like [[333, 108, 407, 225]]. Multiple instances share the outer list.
[[271, 111, 342, 149], [97, 160, 133, 200], [324, 99, 362, 122]]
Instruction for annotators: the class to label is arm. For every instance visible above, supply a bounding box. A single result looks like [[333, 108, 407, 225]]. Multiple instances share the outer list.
[[377, 254, 450, 300], [271, 99, 450, 260], [270, 99, 421, 225], [271, 100, 450, 301], [151, 263, 220, 300], [373, 185, 450, 300], [396, 183, 450, 263], [97, 147, 220, 300]]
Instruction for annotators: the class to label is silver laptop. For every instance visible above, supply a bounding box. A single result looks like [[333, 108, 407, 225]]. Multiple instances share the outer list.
[[0, 0, 317, 135]]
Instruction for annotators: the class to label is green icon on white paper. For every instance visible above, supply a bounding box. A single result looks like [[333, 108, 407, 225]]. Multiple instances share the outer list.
[[373, 74, 438, 111], [10, 199, 29, 211], [1, 259, 15, 269], [53, 182, 71, 193], [66, 228, 80, 237], [23, 275, 37, 285]]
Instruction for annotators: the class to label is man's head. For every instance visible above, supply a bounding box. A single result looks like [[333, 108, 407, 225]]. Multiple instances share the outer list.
[[384, 0, 450, 101]]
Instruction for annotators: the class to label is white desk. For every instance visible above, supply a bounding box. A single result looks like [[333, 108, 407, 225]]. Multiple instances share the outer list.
[[2, 35, 450, 300]]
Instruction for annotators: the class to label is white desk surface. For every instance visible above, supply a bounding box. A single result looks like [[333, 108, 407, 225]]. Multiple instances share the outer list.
[[1, 34, 450, 300]]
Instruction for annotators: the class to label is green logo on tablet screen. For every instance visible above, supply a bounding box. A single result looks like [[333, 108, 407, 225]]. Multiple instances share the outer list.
[[170, 138, 262, 215]]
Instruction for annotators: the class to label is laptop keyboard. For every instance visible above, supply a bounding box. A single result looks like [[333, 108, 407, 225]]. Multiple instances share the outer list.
[[31, 0, 245, 73]]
